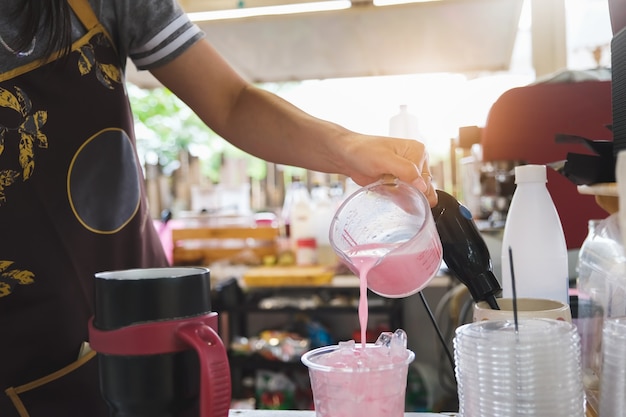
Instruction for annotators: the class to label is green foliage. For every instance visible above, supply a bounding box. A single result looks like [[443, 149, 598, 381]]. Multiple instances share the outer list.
[[128, 83, 267, 181]]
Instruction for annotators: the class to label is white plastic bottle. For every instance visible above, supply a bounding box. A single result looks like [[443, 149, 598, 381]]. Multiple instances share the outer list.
[[389, 104, 422, 140], [500, 164, 569, 305], [310, 181, 335, 265], [286, 178, 314, 251]]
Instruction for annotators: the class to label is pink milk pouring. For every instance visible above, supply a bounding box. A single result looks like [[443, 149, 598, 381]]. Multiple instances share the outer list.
[[328, 176, 442, 348], [348, 241, 443, 298], [349, 242, 442, 347], [300, 177, 439, 417], [357, 258, 372, 349]]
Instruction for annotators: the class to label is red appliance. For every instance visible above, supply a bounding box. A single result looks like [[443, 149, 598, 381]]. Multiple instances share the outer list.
[[481, 80, 612, 249]]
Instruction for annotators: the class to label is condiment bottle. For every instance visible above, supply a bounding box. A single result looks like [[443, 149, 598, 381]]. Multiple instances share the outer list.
[[281, 176, 313, 250], [296, 237, 317, 266]]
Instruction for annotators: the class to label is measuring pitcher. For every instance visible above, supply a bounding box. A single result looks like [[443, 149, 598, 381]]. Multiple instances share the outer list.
[[329, 177, 442, 298]]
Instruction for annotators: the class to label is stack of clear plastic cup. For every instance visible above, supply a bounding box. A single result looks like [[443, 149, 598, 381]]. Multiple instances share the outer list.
[[599, 317, 626, 417], [454, 319, 585, 417]]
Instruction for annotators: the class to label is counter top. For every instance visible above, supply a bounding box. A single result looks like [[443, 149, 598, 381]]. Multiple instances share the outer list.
[[229, 411, 457, 417]]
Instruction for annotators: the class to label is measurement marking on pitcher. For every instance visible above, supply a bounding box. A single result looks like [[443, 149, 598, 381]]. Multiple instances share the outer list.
[[342, 230, 358, 247]]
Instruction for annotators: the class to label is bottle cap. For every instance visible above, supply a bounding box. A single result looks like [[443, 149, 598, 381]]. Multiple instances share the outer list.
[[296, 237, 317, 248], [514, 164, 546, 184]]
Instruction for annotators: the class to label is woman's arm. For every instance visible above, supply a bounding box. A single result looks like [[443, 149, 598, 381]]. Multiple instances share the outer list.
[[150, 39, 436, 205]]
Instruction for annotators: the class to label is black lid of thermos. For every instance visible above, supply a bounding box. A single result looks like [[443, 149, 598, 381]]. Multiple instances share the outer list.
[[93, 267, 212, 331]]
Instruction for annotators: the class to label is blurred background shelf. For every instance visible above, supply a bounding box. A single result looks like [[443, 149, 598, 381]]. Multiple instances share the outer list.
[[212, 278, 405, 407]]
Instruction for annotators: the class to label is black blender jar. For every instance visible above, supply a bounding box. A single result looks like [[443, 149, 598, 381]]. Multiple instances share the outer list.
[[89, 267, 230, 417]]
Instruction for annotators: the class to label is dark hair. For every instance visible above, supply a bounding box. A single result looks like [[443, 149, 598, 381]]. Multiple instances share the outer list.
[[12, 0, 72, 59]]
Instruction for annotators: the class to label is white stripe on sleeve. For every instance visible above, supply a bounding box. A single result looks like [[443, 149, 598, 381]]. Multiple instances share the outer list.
[[131, 26, 200, 67]]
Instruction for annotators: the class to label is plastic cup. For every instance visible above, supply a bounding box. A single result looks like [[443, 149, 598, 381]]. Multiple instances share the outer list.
[[329, 177, 442, 298], [599, 317, 626, 417], [454, 319, 585, 417], [301, 343, 415, 417]]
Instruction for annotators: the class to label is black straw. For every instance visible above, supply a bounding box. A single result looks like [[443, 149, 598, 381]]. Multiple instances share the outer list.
[[508, 246, 519, 333], [419, 291, 455, 375]]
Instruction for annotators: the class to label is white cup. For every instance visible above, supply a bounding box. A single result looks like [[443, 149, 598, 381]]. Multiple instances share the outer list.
[[473, 297, 572, 323]]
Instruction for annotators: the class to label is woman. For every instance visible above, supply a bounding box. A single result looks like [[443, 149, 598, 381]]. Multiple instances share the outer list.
[[0, 1, 435, 416]]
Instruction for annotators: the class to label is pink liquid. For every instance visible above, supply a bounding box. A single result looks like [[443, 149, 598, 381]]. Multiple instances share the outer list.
[[347, 242, 441, 347], [351, 246, 441, 297], [356, 257, 377, 349]]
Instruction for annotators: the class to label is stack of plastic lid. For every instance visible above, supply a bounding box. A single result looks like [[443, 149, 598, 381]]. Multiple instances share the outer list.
[[454, 319, 585, 417]]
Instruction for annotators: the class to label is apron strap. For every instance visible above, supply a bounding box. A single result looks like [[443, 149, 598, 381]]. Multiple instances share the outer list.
[[4, 349, 97, 417], [67, 0, 100, 32]]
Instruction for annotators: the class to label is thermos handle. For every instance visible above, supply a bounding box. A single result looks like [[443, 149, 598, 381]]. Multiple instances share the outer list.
[[177, 323, 231, 417]]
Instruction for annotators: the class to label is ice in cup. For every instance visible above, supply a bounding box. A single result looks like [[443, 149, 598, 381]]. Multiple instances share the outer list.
[[301, 329, 415, 417]]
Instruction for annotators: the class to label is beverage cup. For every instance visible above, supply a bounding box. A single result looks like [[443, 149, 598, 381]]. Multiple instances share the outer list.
[[599, 317, 626, 417], [454, 319, 585, 417], [473, 297, 572, 323], [301, 342, 415, 417], [329, 177, 442, 298]]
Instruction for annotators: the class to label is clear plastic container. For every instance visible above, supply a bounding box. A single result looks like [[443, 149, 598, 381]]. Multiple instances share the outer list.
[[577, 213, 626, 413]]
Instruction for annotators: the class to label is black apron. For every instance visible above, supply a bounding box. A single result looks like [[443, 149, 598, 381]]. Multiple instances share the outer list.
[[0, 0, 169, 415]]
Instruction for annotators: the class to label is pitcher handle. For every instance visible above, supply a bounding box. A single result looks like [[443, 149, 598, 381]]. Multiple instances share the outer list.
[[177, 322, 231, 417]]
